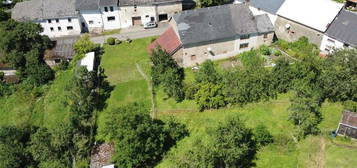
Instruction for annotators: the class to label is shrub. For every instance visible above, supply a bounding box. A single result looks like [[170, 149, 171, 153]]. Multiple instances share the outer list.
[[107, 37, 116, 45], [115, 39, 122, 45], [259, 45, 272, 55], [274, 50, 282, 56], [254, 124, 273, 147], [126, 38, 132, 43]]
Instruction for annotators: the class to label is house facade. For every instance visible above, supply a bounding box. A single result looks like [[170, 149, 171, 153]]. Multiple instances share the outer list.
[[149, 4, 274, 67], [275, 0, 343, 47], [12, 0, 82, 38], [12, 0, 183, 37], [320, 9, 357, 54]]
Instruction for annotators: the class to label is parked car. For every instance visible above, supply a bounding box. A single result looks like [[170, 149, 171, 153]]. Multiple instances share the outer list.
[[144, 22, 157, 29]]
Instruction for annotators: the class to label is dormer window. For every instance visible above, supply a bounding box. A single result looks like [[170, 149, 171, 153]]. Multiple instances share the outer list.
[[56, 19, 59, 23], [110, 6, 114, 12], [48, 19, 52, 23], [104, 7, 108, 12]]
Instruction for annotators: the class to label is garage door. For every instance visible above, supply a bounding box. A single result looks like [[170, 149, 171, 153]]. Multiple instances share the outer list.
[[132, 17, 142, 25]]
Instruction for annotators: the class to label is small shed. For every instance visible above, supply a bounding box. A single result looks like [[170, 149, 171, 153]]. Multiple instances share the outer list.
[[44, 36, 78, 67], [336, 110, 357, 139], [78, 52, 95, 72]]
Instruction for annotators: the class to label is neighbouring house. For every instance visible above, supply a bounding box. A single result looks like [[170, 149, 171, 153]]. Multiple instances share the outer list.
[[320, 9, 357, 54], [75, 0, 122, 33], [44, 36, 79, 67], [12, 0, 82, 38], [12, 0, 183, 37], [78, 52, 96, 71], [148, 4, 274, 67], [337, 110, 357, 139], [236, 0, 286, 25], [275, 0, 343, 47]]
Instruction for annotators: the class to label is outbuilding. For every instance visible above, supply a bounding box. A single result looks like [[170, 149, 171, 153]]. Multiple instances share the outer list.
[[337, 110, 357, 139]]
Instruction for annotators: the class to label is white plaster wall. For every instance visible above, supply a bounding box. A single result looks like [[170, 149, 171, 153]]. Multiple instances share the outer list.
[[39, 17, 81, 38], [249, 6, 277, 25], [118, 6, 156, 28], [320, 35, 345, 54], [100, 6, 121, 30], [80, 10, 103, 30]]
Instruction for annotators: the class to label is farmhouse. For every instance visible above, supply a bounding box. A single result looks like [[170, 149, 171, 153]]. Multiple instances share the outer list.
[[44, 36, 79, 67], [275, 0, 343, 46], [337, 110, 357, 139], [12, 0, 183, 37], [236, 0, 286, 25], [12, 0, 82, 38], [148, 3, 274, 67], [320, 9, 357, 54]]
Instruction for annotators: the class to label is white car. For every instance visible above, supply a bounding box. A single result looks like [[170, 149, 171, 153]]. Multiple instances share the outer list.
[[144, 22, 157, 29]]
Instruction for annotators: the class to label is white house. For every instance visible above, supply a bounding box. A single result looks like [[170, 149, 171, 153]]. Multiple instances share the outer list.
[[12, 0, 82, 38], [13, 0, 183, 36], [320, 9, 357, 54], [236, 0, 286, 25], [75, 0, 121, 33]]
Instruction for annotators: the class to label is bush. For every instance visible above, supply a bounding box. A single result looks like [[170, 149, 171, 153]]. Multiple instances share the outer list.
[[343, 100, 357, 112], [0, 72, 4, 81], [115, 39, 122, 45], [126, 38, 132, 43], [259, 45, 272, 55], [254, 124, 273, 147], [107, 37, 116, 45], [274, 50, 282, 56]]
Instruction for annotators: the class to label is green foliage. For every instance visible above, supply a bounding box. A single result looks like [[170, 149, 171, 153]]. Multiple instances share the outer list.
[[343, 100, 357, 112], [240, 50, 264, 68], [0, 20, 53, 85], [99, 103, 188, 168], [151, 47, 185, 101], [184, 82, 198, 100], [272, 57, 296, 93], [199, 0, 230, 7], [107, 37, 116, 45], [254, 124, 273, 147], [73, 35, 99, 55], [0, 9, 10, 22], [195, 82, 227, 111], [0, 126, 33, 168], [320, 49, 357, 102], [171, 116, 257, 168], [195, 60, 221, 84], [259, 45, 272, 55], [275, 37, 319, 58]]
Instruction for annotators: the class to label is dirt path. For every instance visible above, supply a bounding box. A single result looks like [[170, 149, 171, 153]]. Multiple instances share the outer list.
[[316, 138, 326, 168], [135, 63, 157, 118]]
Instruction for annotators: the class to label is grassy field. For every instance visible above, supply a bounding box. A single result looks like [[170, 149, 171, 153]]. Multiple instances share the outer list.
[[96, 37, 357, 167]]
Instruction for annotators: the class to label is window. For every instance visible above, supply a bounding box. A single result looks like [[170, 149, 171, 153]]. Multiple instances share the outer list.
[[145, 15, 149, 18], [89, 20, 94, 24], [68, 18, 72, 23], [240, 34, 250, 40], [48, 19, 52, 23], [56, 19, 59, 23], [190, 55, 196, 60], [344, 43, 350, 47], [263, 33, 268, 39], [239, 43, 249, 49], [67, 26, 73, 30], [54, 59, 61, 63], [104, 7, 108, 12], [327, 38, 335, 43], [325, 48, 330, 52], [58, 27, 62, 31], [107, 16, 115, 21], [110, 6, 114, 12], [134, 5, 137, 12], [50, 27, 54, 31]]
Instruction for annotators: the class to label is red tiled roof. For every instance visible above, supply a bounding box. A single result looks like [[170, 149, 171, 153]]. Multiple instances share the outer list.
[[147, 27, 181, 55], [341, 110, 357, 127]]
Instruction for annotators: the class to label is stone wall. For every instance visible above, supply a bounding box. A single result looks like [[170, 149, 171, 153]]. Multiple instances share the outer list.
[[275, 16, 323, 46]]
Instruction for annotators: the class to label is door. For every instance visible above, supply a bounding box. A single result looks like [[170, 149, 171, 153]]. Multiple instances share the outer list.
[[132, 16, 142, 25]]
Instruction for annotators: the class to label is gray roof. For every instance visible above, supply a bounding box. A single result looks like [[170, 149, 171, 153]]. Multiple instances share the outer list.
[[173, 4, 274, 46], [75, 0, 100, 10], [238, 0, 286, 14], [99, 0, 118, 6], [326, 9, 357, 47], [12, 0, 78, 21], [119, 0, 182, 6]]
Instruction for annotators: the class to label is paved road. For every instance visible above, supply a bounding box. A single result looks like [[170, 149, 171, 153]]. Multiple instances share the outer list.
[[90, 23, 169, 44]]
